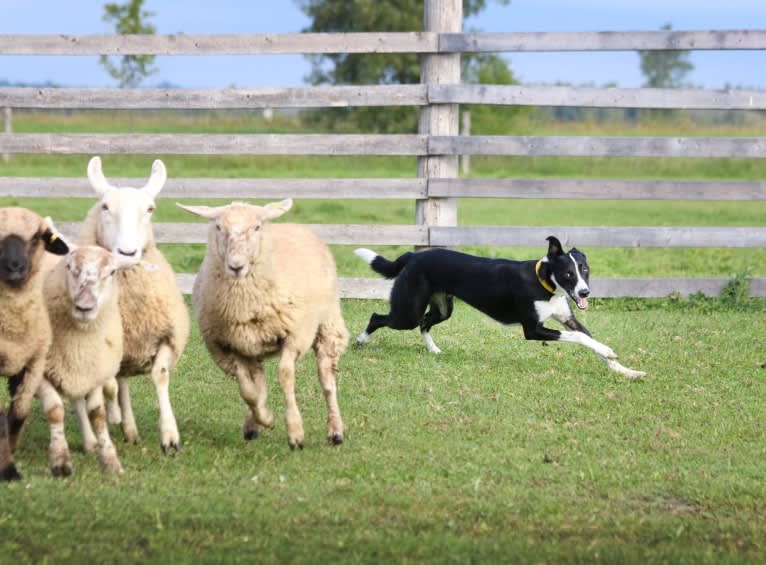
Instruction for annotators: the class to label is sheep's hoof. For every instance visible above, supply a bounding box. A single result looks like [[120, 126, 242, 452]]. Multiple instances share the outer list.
[[51, 463, 73, 478], [288, 440, 304, 451], [328, 433, 344, 446], [161, 441, 180, 455], [1, 464, 21, 481], [243, 429, 259, 441]]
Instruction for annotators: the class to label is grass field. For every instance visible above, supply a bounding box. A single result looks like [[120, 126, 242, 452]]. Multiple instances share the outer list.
[[1, 109, 765, 562], [1, 299, 764, 563]]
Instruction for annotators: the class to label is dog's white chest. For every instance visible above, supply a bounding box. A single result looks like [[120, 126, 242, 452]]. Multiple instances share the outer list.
[[534, 295, 571, 322]]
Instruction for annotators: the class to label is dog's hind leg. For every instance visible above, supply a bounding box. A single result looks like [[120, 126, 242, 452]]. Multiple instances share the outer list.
[[420, 293, 454, 354], [356, 313, 390, 346]]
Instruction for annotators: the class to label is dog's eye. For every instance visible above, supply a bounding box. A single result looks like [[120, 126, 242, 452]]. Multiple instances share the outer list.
[[565, 272, 574, 279]]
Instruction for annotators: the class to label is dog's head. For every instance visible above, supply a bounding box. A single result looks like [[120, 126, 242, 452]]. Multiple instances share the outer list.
[[544, 236, 590, 310]]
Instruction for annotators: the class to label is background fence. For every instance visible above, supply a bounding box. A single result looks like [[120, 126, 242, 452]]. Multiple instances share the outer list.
[[1, 0, 765, 298]]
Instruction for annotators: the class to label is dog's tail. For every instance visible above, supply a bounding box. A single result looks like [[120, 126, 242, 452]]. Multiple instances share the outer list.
[[354, 248, 413, 279]]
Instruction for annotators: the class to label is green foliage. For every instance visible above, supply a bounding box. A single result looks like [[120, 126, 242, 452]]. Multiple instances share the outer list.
[[1, 301, 765, 562], [638, 23, 694, 89], [297, 0, 513, 132], [99, 0, 158, 87]]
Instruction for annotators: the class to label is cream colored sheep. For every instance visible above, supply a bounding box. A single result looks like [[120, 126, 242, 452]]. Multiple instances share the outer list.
[[40, 245, 141, 476], [0, 208, 69, 480], [177, 199, 348, 449], [77, 156, 189, 453]]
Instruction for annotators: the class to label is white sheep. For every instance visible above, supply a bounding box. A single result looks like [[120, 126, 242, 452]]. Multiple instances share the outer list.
[[177, 199, 348, 449], [0, 207, 69, 480], [40, 245, 140, 476], [77, 156, 190, 453]]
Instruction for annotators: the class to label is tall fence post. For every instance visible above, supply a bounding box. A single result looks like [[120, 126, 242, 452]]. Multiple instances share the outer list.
[[2, 107, 11, 162], [416, 0, 461, 246], [460, 109, 471, 175]]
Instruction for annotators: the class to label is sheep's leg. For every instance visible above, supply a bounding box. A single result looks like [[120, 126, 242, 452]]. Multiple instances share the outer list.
[[315, 346, 344, 446], [278, 348, 304, 450], [117, 377, 140, 445], [0, 399, 20, 481], [37, 380, 73, 477], [103, 378, 122, 425], [151, 344, 180, 454], [71, 397, 98, 453], [85, 388, 123, 474], [237, 362, 275, 441], [8, 354, 46, 451]]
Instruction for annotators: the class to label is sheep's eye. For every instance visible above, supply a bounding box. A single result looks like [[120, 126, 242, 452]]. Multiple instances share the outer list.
[[253, 225, 261, 232], [147, 205, 155, 214], [110, 269, 117, 276], [215, 223, 222, 232], [101, 203, 109, 212]]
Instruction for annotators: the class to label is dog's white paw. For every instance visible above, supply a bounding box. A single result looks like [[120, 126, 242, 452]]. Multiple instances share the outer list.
[[595, 344, 617, 359], [421, 331, 442, 354], [606, 358, 646, 379], [355, 331, 370, 346]]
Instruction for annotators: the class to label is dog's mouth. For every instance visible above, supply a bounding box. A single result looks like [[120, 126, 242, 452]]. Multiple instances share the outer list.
[[573, 295, 589, 310]]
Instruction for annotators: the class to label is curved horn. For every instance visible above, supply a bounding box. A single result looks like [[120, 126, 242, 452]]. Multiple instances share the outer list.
[[143, 159, 167, 199], [87, 156, 112, 196]]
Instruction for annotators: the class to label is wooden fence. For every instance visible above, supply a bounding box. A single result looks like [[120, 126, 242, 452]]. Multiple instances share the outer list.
[[1, 0, 765, 298]]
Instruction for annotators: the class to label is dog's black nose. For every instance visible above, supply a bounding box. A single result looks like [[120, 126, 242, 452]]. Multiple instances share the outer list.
[[579, 288, 590, 298]]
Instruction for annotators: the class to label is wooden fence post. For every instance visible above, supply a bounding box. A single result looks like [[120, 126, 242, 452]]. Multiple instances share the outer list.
[[2, 107, 11, 162], [460, 109, 471, 175], [416, 0, 461, 246]]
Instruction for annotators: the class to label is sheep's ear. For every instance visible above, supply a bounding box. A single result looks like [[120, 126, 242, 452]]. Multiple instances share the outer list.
[[263, 198, 293, 221], [87, 156, 112, 197], [41, 216, 70, 256], [143, 159, 167, 199], [175, 202, 224, 220]]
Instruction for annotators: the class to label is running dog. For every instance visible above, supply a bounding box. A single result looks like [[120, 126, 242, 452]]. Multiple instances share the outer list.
[[354, 236, 645, 378]]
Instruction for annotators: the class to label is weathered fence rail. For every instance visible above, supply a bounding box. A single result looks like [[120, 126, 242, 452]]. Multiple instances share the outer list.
[[1, 7, 765, 297]]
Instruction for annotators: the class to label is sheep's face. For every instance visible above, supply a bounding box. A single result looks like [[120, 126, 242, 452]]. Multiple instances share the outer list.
[[64, 246, 137, 323], [87, 156, 166, 262], [176, 199, 293, 279], [0, 208, 69, 289]]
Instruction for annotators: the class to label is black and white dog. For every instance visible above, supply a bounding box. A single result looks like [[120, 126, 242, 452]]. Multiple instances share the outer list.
[[354, 236, 644, 378]]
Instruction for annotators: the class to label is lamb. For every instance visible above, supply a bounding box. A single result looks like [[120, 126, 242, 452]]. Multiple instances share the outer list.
[[76, 156, 190, 453], [40, 245, 140, 476], [0, 207, 69, 480], [177, 199, 348, 449]]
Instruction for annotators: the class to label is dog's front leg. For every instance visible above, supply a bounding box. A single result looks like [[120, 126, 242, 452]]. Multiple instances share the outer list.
[[523, 322, 617, 360], [562, 316, 592, 338], [530, 321, 645, 378]]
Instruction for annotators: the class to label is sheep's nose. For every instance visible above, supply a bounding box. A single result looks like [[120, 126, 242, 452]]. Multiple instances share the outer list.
[[229, 264, 243, 275], [117, 248, 137, 257], [579, 288, 590, 298]]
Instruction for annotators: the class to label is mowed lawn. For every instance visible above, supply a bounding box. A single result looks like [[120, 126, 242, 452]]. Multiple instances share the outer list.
[[1, 299, 764, 563]]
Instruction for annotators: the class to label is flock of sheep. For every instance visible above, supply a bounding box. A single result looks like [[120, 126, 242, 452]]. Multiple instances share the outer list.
[[0, 156, 347, 480]]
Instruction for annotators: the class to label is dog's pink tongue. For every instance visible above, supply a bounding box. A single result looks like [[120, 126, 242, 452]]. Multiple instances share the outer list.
[[576, 296, 589, 310]]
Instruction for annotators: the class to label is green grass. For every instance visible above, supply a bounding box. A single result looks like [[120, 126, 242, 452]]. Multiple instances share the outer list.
[[2, 299, 765, 563], [2, 110, 766, 562]]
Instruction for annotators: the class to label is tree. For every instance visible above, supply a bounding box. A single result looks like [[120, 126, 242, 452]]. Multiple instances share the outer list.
[[296, 0, 512, 132], [638, 23, 694, 88], [99, 0, 158, 88]]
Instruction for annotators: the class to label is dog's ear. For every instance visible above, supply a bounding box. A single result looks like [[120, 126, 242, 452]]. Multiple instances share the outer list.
[[546, 236, 564, 258]]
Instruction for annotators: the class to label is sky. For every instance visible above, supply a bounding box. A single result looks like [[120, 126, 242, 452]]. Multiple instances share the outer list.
[[1, 0, 765, 89]]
